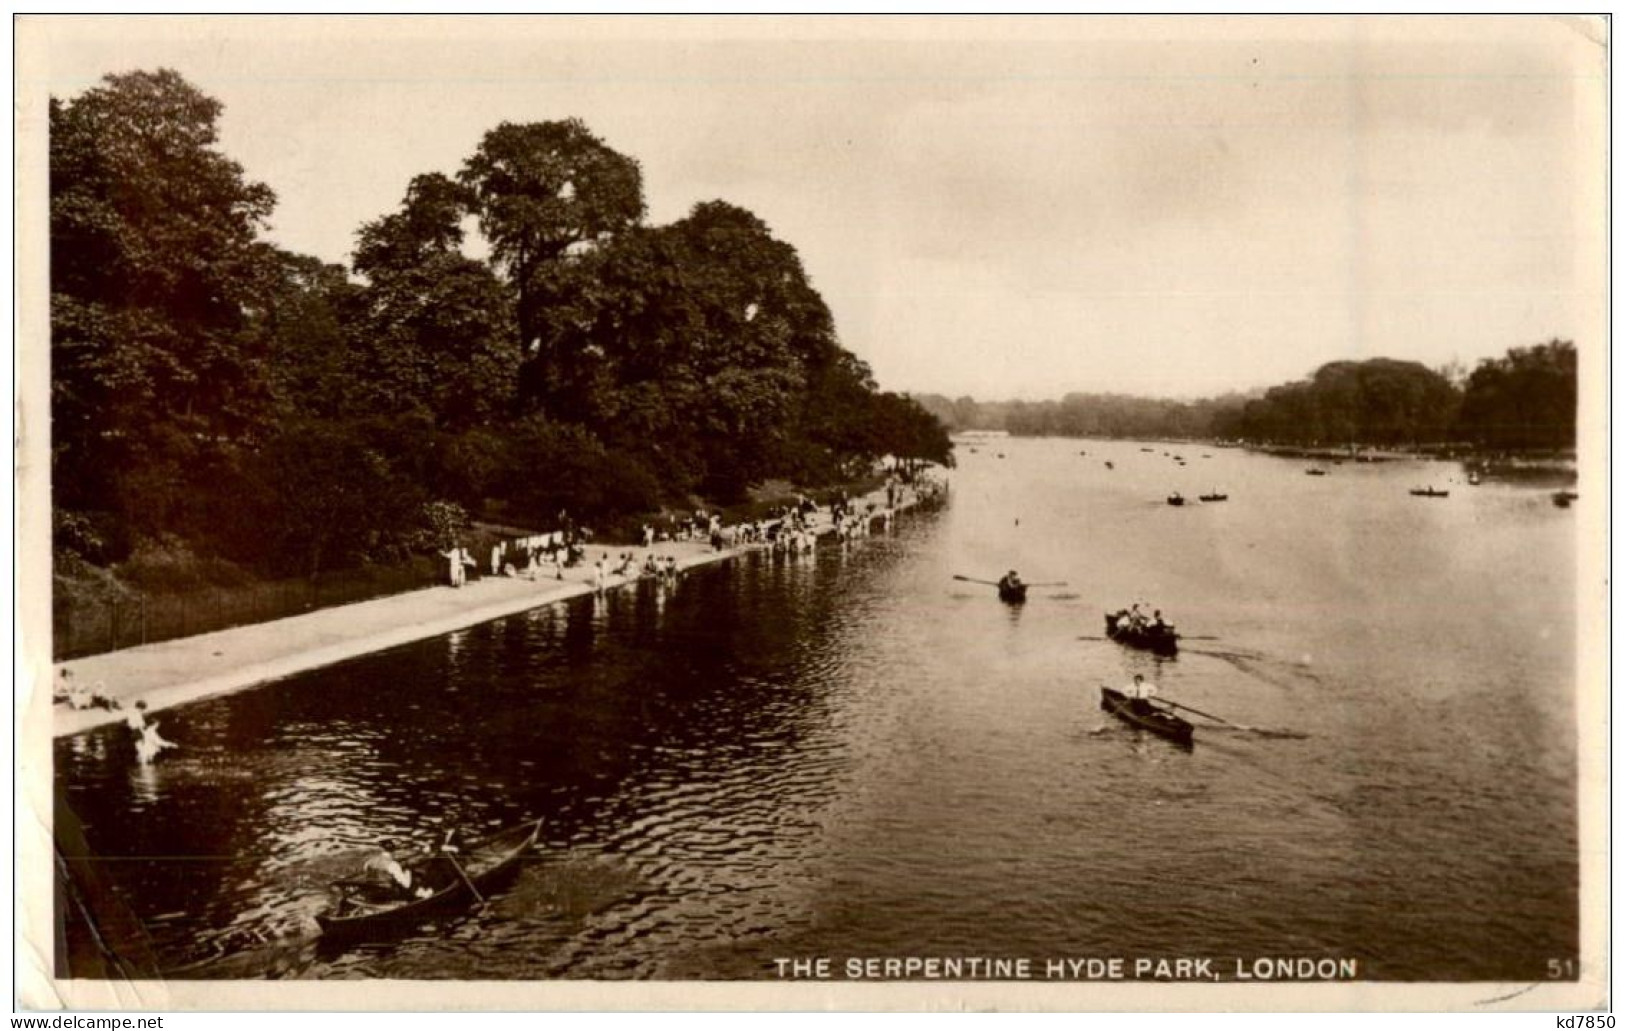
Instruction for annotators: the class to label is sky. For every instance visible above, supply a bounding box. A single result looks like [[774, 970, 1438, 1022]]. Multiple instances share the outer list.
[[20, 16, 1608, 400]]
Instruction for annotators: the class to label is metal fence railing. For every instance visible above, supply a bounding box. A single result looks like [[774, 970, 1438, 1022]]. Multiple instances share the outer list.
[[53, 558, 442, 661]]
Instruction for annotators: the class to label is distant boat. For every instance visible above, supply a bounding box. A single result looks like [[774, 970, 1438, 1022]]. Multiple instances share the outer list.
[[1409, 487, 1449, 498], [1467, 471, 1481, 486], [1105, 612, 1180, 657], [1306, 468, 1327, 477], [1104, 461, 1115, 470], [1198, 492, 1228, 502], [1167, 493, 1186, 506], [1553, 490, 1578, 508], [997, 453, 1006, 459], [1140, 447, 1154, 453]]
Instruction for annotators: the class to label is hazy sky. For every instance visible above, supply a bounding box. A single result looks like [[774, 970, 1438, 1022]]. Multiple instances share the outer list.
[[22, 16, 1607, 400]]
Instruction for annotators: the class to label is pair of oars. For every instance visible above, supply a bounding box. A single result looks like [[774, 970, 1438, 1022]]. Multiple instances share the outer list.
[[953, 574, 1069, 588], [1101, 684, 1250, 730]]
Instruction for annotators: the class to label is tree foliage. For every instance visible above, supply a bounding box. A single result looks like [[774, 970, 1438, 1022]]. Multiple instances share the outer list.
[[50, 72, 951, 584], [51, 69, 278, 534], [1455, 339, 1576, 450]]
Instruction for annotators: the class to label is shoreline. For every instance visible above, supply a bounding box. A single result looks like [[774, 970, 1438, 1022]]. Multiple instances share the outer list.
[[51, 484, 935, 739], [956, 433, 1577, 474]]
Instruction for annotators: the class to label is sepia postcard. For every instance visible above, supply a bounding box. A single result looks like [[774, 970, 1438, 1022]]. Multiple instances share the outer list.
[[15, 14, 1609, 1013]]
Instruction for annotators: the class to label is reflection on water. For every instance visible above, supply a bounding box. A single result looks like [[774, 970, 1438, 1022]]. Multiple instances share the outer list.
[[56, 440, 1579, 980]]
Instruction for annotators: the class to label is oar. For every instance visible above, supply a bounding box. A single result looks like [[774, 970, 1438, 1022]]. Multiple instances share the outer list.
[[953, 574, 1001, 587], [437, 831, 487, 906], [1156, 697, 1252, 730], [1026, 581, 1068, 587]]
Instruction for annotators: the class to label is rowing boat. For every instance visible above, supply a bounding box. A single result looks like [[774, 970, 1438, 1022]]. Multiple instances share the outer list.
[[1166, 493, 1185, 506], [1099, 687, 1194, 747], [1198, 492, 1228, 502], [1104, 612, 1179, 656], [1409, 487, 1449, 498], [999, 582, 1028, 604], [317, 819, 542, 942]]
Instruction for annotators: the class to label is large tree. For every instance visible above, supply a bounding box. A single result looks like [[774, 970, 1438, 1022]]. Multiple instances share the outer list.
[[459, 120, 644, 408], [1456, 339, 1577, 450], [51, 69, 278, 534], [350, 173, 520, 431]]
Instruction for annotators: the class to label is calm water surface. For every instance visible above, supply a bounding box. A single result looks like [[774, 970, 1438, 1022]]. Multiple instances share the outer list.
[[56, 439, 1580, 980]]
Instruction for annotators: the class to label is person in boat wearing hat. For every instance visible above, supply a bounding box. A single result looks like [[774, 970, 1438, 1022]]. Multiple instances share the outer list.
[[997, 570, 1024, 593], [363, 840, 434, 900]]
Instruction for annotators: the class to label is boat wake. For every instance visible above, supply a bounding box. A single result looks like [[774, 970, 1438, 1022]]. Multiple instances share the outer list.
[[1198, 724, 1310, 740], [1184, 646, 1324, 693]]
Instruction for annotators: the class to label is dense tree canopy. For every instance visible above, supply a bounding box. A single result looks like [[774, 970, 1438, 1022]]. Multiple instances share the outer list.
[[1455, 339, 1576, 451], [460, 119, 646, 410], [51, 71, 951, 578], [51, 69, 277, 533]]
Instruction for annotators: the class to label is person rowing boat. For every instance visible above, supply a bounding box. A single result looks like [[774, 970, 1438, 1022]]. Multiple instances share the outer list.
[[1124, 673, 1158, 705], [363, 840, 434, 900], [996, 570, 1028, 604]]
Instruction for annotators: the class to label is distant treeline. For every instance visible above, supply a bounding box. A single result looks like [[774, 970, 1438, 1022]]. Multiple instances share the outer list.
[[911, 392, 1255, 440], [51, 70, 951, 582], [914, 341, 1577, 452]]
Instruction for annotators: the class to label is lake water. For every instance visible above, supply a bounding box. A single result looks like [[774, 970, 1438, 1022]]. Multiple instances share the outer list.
[[55, 438, 1581, 980]]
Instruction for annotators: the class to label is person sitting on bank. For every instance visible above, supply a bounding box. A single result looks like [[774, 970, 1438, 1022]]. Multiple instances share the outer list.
[[58, 670, 119, 711]]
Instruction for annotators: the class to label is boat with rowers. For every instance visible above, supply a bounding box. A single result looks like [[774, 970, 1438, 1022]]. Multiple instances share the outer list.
[[1409, 487, 1449, 498], [1198, 491, 1228, 502], [1099, 686, 1194, 747], [1105, 611, 1179, 656], [1166, 493, 1186, 507], [318, 819, 542, 942]]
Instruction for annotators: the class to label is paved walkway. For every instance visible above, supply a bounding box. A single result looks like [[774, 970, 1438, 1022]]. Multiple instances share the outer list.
[[50, 489, 921, 739]]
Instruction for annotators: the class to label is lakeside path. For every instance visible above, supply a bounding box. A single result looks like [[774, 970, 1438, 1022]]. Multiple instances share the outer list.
[[52, 486, 928, 740]]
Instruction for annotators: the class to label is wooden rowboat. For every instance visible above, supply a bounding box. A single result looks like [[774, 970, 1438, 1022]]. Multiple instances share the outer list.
[[998, 582, 1028, 604], [1100, 687, 1194, 747], [1409, 487, 1449, 498], [1198, 492, 1228, 502], [317, 819, 542, 942], [1166, 493, 1185, 506], [1105, 612, 1179, 656]]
